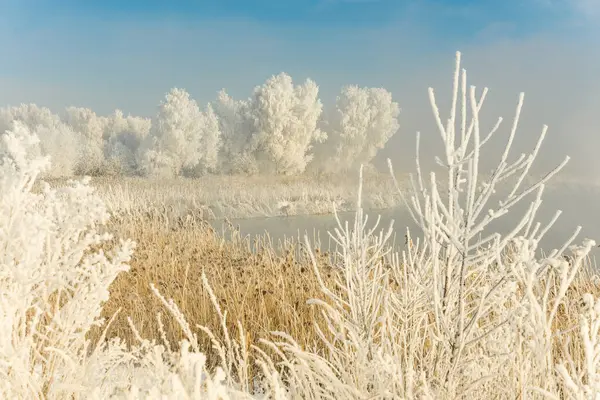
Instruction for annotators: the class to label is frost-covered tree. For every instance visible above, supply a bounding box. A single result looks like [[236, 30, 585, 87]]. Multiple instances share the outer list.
[[312, 86, 400, 174], [62, 106, 108, 175], [0, 104, 64, 134], [184, 103, 221, 176], [0, 104, 81, 177], [213, 74, 326, 176], [213, 90, 258, 175], [137, 88, 222, 178], [33, 123, 81, 178], [248, 73, 326, 175], [64, 107, 152, 176], [103, 110, 151, 175]]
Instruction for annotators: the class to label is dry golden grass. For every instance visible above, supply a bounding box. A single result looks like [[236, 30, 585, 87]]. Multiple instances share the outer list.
[[87, 208, 600, 385], [88, 212, 339, 371], [550, 266, 600, 365]]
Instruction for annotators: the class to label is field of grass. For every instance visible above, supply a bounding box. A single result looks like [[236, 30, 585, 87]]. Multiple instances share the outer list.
[[88, 208, 600, 385], [89, 213, 331, 369], [53, 169, 406, 223]]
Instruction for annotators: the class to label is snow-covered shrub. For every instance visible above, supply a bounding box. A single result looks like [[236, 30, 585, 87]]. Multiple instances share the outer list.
[[64, 107, 152, 176], [311, 85, 399, 174], [182, 103, 222, 177], [0, 103, 64, 134], [33, 123, 81, 178], [62, 106, 108, 175], [382, 51, 595, 397], [137, 88, 222, 178], [1, 104, 82, 177], [213, 89, 259, 175], [0, 122, 135, 397], [556, 293, 600, 399], [103, 110, 151, 175], [256, 51, 597, 398], [0, 121, 271, 398]]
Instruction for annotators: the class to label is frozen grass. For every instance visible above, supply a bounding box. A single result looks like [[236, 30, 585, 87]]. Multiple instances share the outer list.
[[90, 213, 332, 370], [4, 52, 600, 398], [90, 209, 600, 392], [42, 170, 406, 222]]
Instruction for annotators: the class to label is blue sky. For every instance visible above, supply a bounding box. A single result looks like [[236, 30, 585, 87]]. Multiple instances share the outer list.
[[3, 0, 590, 46], [0, 0, 597, 124], [2, 0, 569, 27]]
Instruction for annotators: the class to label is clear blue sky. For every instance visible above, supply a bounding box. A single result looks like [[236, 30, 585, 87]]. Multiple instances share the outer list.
[[1, 0, 585, 29], [0, 0, 597, 116]]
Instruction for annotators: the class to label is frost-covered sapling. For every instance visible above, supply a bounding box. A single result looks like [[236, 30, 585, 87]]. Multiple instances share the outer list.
[[388, 51, 596, 396]]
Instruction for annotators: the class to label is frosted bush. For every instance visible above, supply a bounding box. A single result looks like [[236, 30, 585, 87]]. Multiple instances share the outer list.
[[38, 124, 80, 177], [136, 140, 180, 178], [63, 107, 152, 176], [256, 51, 597, 398], [213, 90, 259, 175], [383, 51, 597, 397], [556, 293, 600, 399], [0, 122, 135, 397], [1, 105, 82, 177], [62, 106, 108, 175], [0, 103, 64, 134], [182, 103, 222, 177], [103, 110, 151, 175]]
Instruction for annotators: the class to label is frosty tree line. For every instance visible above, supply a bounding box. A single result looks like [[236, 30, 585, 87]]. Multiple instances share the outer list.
[[0, 73, 400, 178]]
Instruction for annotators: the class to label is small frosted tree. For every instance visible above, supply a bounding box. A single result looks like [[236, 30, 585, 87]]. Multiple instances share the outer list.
[[382, 51, 595, 397], [248, 73, 326, 175], [103, 109, 151, 175], [183, 103, 222, 177], [197, 103, 222, 174], [0, 121, 136, 398], [0, 104, 64, 134], [34, 123, 81, 178], [64, 107, 152, 176], [137, 88, 222, 178], [212, 90, 258, 175], [0, 104, 82, 177], [312, 86, 399, 174], [63, 106, 108, 175]]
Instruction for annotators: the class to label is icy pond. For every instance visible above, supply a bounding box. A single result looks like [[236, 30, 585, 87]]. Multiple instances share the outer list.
[[208, 183, 600, 260]]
